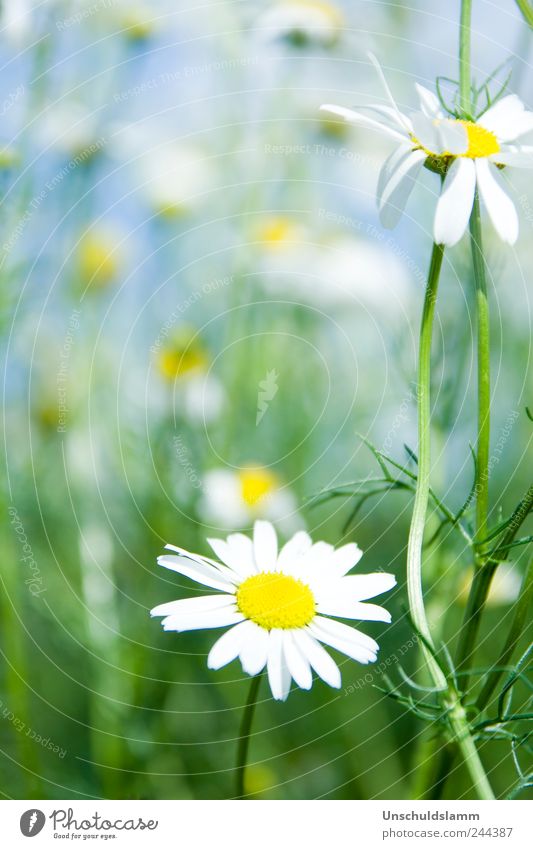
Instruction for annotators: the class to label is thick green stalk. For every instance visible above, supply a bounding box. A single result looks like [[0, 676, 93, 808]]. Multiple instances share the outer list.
[[459, 0, 473, 116], [235, 674, 262, 799], [476, 556, 533, 710], [406, 242, 445, 685], [471, 193, 491, 548], [409, 242, 494, 799], [515, 0, 533, 28], [455, 192, 492, 684], [456, 484, 533, 682]]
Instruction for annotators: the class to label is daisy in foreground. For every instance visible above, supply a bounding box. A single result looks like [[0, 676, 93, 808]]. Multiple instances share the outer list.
[[321, 56, 533, 245], [151, 520, 395, 700]]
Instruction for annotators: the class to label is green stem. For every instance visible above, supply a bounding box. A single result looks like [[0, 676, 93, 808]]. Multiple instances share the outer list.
[[456, 484, 533, 684], [515, 0, 533, 28], [476, 556, 533, 711], [409, 241, 494, 799], [406, 241, 445, 685], [471, 193, 491, 548], [235, 674, 262, 799], [455, 192, 492, 686], [459, 0, 473, 116]]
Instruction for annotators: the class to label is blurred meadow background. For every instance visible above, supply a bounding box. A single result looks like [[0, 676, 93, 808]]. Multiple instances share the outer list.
[[1, 0, 532, 800]]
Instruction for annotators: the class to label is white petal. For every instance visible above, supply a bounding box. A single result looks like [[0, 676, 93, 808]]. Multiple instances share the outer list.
[[491, 145, 533, 168], [207, 621, 252, 670], [433, 157, 476, 246], [316, 596, 392, 622], [330, 543, 364, 576], [319, 104, 408, 142], [276, 530, 313, 572], [239, 622, 270, 675], [331, 572, 397, 601], [253, 520, 278, 572], [411, 112, 441, 153], [267, 629, 291, 701], [164, 543, 238, 582], [293, 630, 341, 689], [151, 594, 235, 618], [283, 632, 313, 690], [415, 83, 442, 119], [367, 52, 412, 134], [157, 555, 236, 592], [161, 606, 244, 632], [438, 120, 468, 155], [479, 94, 533, 141], [308, 619, 377, 664], [311, 615, 379, 653], [476, 159, 518, 244], [377, 142, 414, 208], [207, 536, 254, 580], [379, 148, 426, 228], [361, 104, 413, 133]]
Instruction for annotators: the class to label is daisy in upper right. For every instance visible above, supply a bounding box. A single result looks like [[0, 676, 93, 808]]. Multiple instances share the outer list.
[[321, 56, 533, 246]]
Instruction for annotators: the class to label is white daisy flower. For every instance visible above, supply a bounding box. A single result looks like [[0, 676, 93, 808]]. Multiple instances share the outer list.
[[256, 1, 344, 49], [151, 520, 396, 700], [321, 56, 533, 246], [199, 466, 299, 532]]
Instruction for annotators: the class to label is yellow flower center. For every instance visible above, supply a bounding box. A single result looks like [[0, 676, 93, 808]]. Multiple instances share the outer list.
[[239, 467, 277, 506], [256, 217, 300, 247], [459, 120, 500, 158], [236, 572, 315, 629], [158, 343, 208, 380], [413, 119, 500, 160]]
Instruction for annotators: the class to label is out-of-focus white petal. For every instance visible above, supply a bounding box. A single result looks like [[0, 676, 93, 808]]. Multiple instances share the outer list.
[[491, 144, 533, 168], [415, 83, 443, 119], [379, 148, 426, 229], [438, 120, 468, 155], [411, 112, 441, 153], [367, 52, 413, 134], [476, 159, 519, 244], [319, 104, 408, 141], [479, 94, 533, 141], [253, 520, 278, 572], [433, 157, 476, 247]]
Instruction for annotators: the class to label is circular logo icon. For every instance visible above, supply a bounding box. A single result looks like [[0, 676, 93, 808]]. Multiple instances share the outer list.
[[20, 810, 46, 837]]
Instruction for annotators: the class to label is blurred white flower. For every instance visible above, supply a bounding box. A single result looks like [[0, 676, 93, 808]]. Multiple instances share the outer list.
[[155, 327, 225, 424], [0, 0, 34, 45], [113, 126, 213, 216], [151, 519, 396, 700], [253, 216, 412, 312], [321, 55, 533, 246], [256, 0, 344, 48], [459, 563, 522, 607], [39, 102, 102, 158], [200, 466, 299, 531]]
